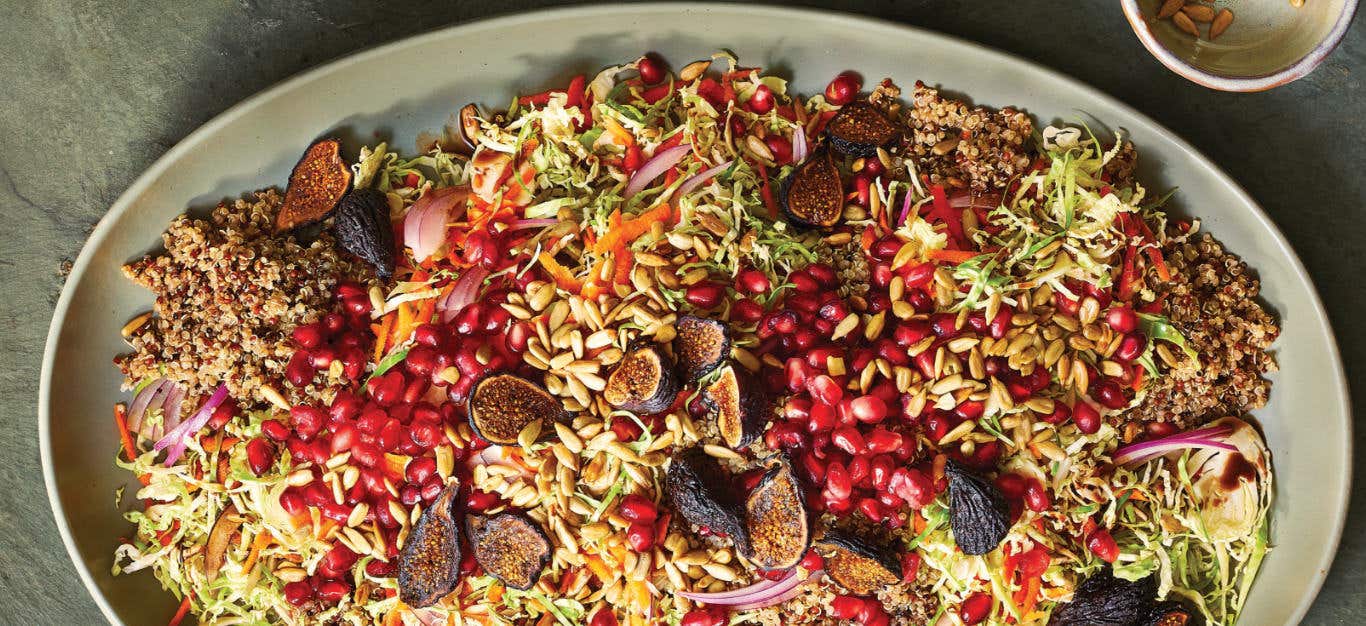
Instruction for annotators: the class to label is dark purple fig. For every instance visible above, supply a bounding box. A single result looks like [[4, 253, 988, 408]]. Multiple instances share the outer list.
[[466, 512, 552, 590], [604, 344, 680, 414], [703, 365, 770, 449], [398, 483, 463, 607], [1048, 569, 1157, 626], [944, 459, 1009, 555], [814, 531, 901, 595], [665, 447, 750, 555], [467, 374, 566, 445], [673, 316, 730, 382], [825, 100, 900, 157], [744, 455, 809, 569], [1138, 600, 1204, 626], [780, 148, 842, 229], [334, 187, 396, 278]]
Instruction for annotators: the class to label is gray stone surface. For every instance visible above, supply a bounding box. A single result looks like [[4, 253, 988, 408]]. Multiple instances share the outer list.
[[0, 1, 1360, 623]]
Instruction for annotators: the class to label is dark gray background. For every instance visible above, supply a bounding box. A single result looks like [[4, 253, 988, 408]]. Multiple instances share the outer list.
[[0, 1, 1360, 623]]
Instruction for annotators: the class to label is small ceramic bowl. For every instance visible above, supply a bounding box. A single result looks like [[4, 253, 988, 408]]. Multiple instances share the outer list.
[[1121, 0, 1357, 91]]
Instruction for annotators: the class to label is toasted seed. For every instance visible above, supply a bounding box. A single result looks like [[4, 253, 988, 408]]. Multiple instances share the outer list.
[[746, 135, 775, 162], [260, 385, 290, 411], [703, 444, 742, 460], [554, 422, 584, 454], [1157, 0, 1184, 18], [679, 59, 712, 82], [823, 232, 853, 245], [517, 419, 543, 450], [286, 469, 314, 487], [1173, 11, 1201, 36], [276, 566, 308, 583], [1211, 8, 1234, 38], [831, 314, 860, 340], [347, 502, 369, 528], [891, 242, 917, 271], [120, 312, 153, 338], [1034, 440, 1067, 462], [932, 137, 961, 156], [939, 419, 978, 445]]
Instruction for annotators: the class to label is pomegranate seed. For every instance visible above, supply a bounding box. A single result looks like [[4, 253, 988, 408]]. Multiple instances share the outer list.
[[790, 271, 820, 293], [329, 424, 358, 454], [900, 551, 921, 583], [770, 310, 799, 334], [989, 305, 1013, 339], [320, 500, 352, 524], [807, 374, 844, 406], [329, 393, 363, 424], [368, 371, 406, 407], [831, 595, 866, 620], [1019, 545, 1051, 578], [889, 467, 933, 509], [1092, 380, 1128, 410], [351, 442, 382, 467], [1023, 479, 1051, 512], [420, 479, 443, 502], [285, 352, 316, 387], [825, 461, 852, 501], [1146, 421, 1179, 438], [637, 53, 666, 85], [960, 592, 992, 625], [808, 402, 837, 433], [589, 608, 620, 626], [405, 457, 437, 485], [619, 494, 658, 523], [404, 346, 439, 377], [366, 559, 397, 578], [292, 323, 325, 348], [850, 396, 888, 423], [1073, 401, 1101, 434], [245, 438, 276, 476], [413, 323, 444, 347], [1086, 527, 1120, 562], [410, 419, 444, 449], [930, 313, 960, 338], [737, 268, 771, 294], [279, 489, 307, 517], [323, 543, 358, 573], [747, 84, 775, 114], [283, 580, 314, 606], [765, 135, 793, 164], [831, 427, 866, 455], [340, 347, 366, 380], [858, 496, 884, 521], [893, 320, 932, 347], [871, 237, 902, 261], [681, 609, 727, 626], [626, 522, 655, 552], [732, 298, 765, 323], [1042, 401, 1071, 425], [315, 580, 351, 605], [1106, 305, 1138, 333], [824, 71, 861, 105], [684, 282, 725, 309], [261, 419, 290, 442], [290, 405, 326, 441], [1115, 332, 1146, 362], [865, 429, 902, 454]]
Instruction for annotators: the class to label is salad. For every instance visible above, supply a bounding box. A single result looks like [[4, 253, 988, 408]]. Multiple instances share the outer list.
[[112, 52, 1277, 626]]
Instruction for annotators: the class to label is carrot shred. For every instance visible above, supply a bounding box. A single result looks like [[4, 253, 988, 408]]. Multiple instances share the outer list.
[[241, 531, 273, 574], [373, 315, 394, 363], [928, 248, 980, 265], [860, 227, 877, 252], [487, 581, 505, 604], [603, 117, 634, 146], [166, 595, 192, 626], [539, 252, 584, 292], [535, 614, 554, 626], [114, 403, 137, 463], [391, 302, 414, 346], [584, 553, 613, 582]]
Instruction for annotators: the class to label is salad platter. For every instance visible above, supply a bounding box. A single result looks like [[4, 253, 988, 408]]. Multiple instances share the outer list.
[[39, 5, 1349, 626]]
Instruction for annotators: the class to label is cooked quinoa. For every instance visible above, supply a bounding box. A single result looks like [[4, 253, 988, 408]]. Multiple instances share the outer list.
[[904, 81, 1034, 192], [1131, 232, 1280, 427], [116, 189, 368, 408]]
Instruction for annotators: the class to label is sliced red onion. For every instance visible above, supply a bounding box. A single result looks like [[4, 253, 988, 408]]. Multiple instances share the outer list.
[[792, 126, 809, 163], [126, 379, 167, 435], [404, 187, 468, 263], [139, 382, 176, 440], [679, 568, 817, 609], [676, 160, 733, 197], [438, 266, 489, 322], [505, 218, 559, 231], [153, 384, 230, 466], [897, 188, 916, 226], [624, 143, 691, 199], [1114, 426, 1236, 467], [161, 384, 186, 433]]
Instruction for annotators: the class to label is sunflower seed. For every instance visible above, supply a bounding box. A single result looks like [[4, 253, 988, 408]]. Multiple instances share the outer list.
[[679, 59, 711, 82]]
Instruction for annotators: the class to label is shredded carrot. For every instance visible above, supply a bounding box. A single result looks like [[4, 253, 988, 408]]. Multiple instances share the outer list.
[[603, 117, 635, 146], [1130, 366, 1145, 392], [415, 296, 438, 326], [114, 403, 137, 463], [487, 581, 505, 604], [373, 315, 393, 363], [382, 607, 405, 626], [535, 614, 554, 626], [1019, 575, 1042, 618], [928, 248, 981, 265], [860, 227, 877, 252], [584, 553, 613, 582], [391, 302, 415, 346], [166, 595, 192, 626], [538, 252, 584, 292], [241, 531, 273, 574]]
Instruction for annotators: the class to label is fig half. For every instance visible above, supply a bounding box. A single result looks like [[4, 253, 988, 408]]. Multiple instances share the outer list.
[[703, 365, 770, 449], [468, 373, 567, 445], [467, 512, 552, 590], [276, 138, 352, 233], [665, 447, 750, 555], [604, 344, 680, 414], [1138, 600, 1205, 626], [780, 148, 843, 229], [814, 531, 901, 595], [1048, 570, 1156, 626], [825, 101, 900, 157], [674, 316, 731, 382], [398, 483, 463, 607], [744, 455, 809, 569], [944, 459, 1009, 555]]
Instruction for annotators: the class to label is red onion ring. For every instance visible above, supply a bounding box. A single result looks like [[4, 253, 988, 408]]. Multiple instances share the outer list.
[[675, 160, 733, 198], [1114, 426, 1237, 467], [677, 568, 807, 605], [153, 384, 230, 466], [404, 187, 469, 262], [791, 126, 808, 163], [126, 379, 167, 436], [624, 143, 691, 199], [505, 218, 559, 231], [438, 266, 490, 322]]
